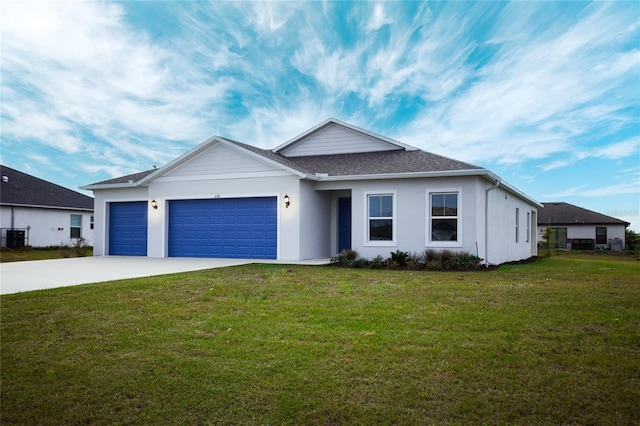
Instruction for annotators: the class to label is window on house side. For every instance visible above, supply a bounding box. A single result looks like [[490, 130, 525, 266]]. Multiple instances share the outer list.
[[70, 214, 82, 239], [430, 193, 458, 242], [596, 227, 607, 245], [368, 194, 394, 241], [526, 212, 530, 243], [515, 208, 519, 243], [90, 215, 94, 230]]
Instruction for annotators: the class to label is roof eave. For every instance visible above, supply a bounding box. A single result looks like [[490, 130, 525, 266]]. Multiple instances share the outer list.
[[306, 169, 542, 208], [80, 182, 138, 190], [305, 168, 487, 182], [0, 202, 93, 211]]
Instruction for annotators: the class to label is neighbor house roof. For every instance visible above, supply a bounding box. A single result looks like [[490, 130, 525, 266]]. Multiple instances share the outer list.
[[537, 202, 629, 226], [1, 165, 94, 211]]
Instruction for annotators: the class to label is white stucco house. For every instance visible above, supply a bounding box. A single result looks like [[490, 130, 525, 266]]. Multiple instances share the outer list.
[[82, 119, 540, 265], [537, 202, 629, 251], [1, 165, 94, 248]]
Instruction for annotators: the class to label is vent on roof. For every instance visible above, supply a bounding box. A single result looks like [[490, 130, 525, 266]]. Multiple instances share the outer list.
[[2, 176, 8, 183]]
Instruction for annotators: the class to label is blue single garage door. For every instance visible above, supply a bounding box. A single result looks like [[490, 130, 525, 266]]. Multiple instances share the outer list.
[[109, 201, 148, 256], [169, 197, 277, 259]]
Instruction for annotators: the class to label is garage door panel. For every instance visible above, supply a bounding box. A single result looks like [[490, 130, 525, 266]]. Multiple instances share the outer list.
[[109, 201, 148, 256], [169, 197, 277, 259]]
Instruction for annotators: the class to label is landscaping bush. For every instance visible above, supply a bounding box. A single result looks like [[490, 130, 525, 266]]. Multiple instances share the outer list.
[[349, 257, 369, 268], [331, 249, 483, 271], [59, 238, 91, 258], [389, 250, 410, 267], [330, 249, 359, 266], [369, 255, 385, 269]]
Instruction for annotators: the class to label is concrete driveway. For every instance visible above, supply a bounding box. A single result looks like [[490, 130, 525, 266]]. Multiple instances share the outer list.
[[0, 256, 329, 295]]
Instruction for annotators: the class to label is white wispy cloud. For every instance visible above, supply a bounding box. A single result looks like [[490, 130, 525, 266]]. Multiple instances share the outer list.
[[366, 3, 393, 32], [1, 1, 229, 176], [397, 2, 639, 165], [544, 179, 640, 198]]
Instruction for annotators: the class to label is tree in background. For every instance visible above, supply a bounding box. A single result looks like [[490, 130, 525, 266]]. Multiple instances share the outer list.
[[540, 227, 554, 257], [625, 229, 638, 252]]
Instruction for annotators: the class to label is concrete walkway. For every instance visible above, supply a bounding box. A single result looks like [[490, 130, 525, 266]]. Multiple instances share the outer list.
[[0, 256, 330, 295]]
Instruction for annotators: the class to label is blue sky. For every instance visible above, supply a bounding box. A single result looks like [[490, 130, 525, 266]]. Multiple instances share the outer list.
[[2, 1, 639, 230]]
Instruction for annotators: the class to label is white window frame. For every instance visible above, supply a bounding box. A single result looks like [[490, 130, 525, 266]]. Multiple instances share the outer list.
[[70, 214, 82, 239], [364, 191, 397, 247], [426, 189, 462, 248], [516, 208, 520, 243], [526, 211, 530, 243]]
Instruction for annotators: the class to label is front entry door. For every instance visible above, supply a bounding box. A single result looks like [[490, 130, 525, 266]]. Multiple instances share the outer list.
[[338, 197, 352, 252]]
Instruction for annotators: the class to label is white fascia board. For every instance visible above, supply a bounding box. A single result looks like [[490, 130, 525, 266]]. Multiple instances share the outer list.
[[307, 168, 542, 208], [80, 182, 137, 190], [272, 118, 419, 153], [479, 171, 542, 208], [307, 169, 489, 181]]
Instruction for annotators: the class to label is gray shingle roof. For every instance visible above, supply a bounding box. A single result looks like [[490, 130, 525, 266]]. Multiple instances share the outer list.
[[1, 165, 94, 210], [87, 137, 483, 186], [92, 169, 156, 185], [219, 138, 316, 175], [287, 150, 482, 176], [538, 202, 629, 226]]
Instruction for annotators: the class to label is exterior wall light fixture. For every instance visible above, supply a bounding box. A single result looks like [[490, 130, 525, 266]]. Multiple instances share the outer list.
[[284, 194, 290, 208], [151, 199, 158, 209]]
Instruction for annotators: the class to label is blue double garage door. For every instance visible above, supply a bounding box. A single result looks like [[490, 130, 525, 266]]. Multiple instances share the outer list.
[[168, 197, 277, 259], [109, 197, 277, 259]]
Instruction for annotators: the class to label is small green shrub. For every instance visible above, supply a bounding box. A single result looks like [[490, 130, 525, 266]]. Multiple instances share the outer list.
[[370, 255, 386, 269], [422, 249, 483, 271], [349, 257, 369, 268], [59, 238, 91, 258], [331, 249, 359, 266], [389, 250, 410, 267]]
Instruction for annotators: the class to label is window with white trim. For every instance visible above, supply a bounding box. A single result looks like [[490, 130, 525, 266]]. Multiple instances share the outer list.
[[90, 215, 94, 230], [70, 214, 82, 239], [526, 212, 530, 243], [515, 208, 520, 243], [367, 193, 394, 243], [429, 192, 459, 242]]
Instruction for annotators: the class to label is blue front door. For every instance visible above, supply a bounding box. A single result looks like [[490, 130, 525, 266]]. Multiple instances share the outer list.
[[168, 197, 277, 259], [109, 201, 148, 256], [338, 197, 352, 252]]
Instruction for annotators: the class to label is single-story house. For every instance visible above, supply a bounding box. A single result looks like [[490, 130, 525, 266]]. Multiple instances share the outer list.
[[537, 202, 629, 251], [82, 119, 541, 265], [1, 165, 94, 248]]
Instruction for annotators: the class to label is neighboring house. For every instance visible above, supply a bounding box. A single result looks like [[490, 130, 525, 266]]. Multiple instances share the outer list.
[[0, 165, 94, 248], [82, 119, 541, 265], [537, 202, 629, 251]]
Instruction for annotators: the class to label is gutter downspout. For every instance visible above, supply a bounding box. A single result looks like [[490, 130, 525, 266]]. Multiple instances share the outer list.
[[485, 179, 500, 266]]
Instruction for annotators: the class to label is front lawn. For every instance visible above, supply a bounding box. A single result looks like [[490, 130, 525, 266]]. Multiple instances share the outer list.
[[1, 254, 638, 425], [0, 246, 93, 263]]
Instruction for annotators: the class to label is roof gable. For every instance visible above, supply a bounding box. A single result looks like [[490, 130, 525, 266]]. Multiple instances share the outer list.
[[538, 202, 630, 226], [274, 118, 417, 157], [1, 165, 93, 210], [158, 142, 284, 180]]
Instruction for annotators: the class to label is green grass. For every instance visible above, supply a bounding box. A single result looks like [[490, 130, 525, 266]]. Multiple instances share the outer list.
[[0, 247, 93, 262], [1, 254, 639, 425]]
